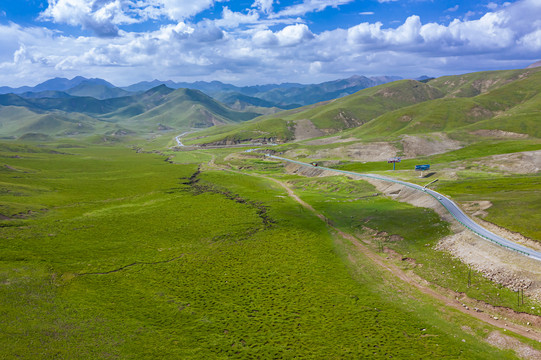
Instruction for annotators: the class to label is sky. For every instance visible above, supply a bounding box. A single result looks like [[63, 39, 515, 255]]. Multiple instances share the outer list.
[[0, 0, 540, 87]]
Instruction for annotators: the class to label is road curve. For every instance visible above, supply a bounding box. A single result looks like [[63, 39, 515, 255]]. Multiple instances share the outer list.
[[174, 131, 195, 146], [266, 154, 541, 262]]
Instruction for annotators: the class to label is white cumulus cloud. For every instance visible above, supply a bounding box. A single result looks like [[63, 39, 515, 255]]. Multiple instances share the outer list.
[[39, 0, 217, 36], [157, 0, 215, 21], [1, 0, 540, 87], [252, 0, 274, 14], [276, 23, 314, 46], [273, 0, 354, 18]]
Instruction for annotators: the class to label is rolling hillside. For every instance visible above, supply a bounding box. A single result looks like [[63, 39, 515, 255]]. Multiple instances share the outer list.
[[123, 75, 402, 108], [348, 68, 541, 139], [184, 67, 541, 146], [124, 87, 260, 129], [0, 76, 116, 95], [65, 81, 133, 99], [0, 85, 261, 139], [183, 79, 445, 145]]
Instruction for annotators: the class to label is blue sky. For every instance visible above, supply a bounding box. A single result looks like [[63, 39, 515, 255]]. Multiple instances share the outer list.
[[0, 0, 540, 87]]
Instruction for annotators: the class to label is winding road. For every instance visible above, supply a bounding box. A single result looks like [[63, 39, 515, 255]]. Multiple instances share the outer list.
[[266, 154, 541, 262], [174, 131, 194, 146]]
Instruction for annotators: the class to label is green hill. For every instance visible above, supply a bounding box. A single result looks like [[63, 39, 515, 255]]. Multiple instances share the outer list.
[[427, 68, 541, 98], [120, 88, 260, 130], [184, 67, 541, 145], [0, 104, 112, 138], [183, 79, 445, 145], [65, 82, 133, 99], [0, 86, 261, 138], [349, 68, 541, 139]]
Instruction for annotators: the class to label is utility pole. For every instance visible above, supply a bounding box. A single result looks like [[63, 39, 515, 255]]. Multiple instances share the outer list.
[[387, 157, 401, 170]]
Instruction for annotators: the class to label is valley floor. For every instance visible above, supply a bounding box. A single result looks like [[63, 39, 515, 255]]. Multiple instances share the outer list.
[[1, 141, 540, 359]]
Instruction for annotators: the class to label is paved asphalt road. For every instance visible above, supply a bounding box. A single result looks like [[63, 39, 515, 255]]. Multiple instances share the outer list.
[[267, 154, 541, 262], [175, 131, 194, 146]]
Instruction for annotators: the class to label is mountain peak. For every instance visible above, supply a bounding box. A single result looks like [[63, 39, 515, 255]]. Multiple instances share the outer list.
[[144, 84, 174, 95]]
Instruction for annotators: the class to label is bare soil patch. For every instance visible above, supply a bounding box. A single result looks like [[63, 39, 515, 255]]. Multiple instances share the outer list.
[[293, 119, 325, 141], [486, 331, 541, 359], [461, 200, 493, 218], [477, 150, 541, 174], [436, 231, 541, 300], [470, 129, 529, 139], [304, 135, 357, 146], [401, 133, 462, 158], [309, 142, 398, 161]]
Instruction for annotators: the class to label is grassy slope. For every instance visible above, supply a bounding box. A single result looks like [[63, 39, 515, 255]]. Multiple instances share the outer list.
[[125, 88, 259, 130], [183, 80, 444, 144], [0, 105, 117, 138], [0, 142, 524, 359], [427, 68, 540, 97], [284, 174, 540, 311], [182, 117, 293, 145], [287, 79, 444, 129], [437, 175, 541, 241], [0, 87, 261, 138], [184, 67, 541, 145], [0, 106, 42, 137], [348, 69, 541, 139]]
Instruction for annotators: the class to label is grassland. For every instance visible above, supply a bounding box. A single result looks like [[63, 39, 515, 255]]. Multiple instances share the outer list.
[[284, 174, 541, 312], [331, 139, 541, 173], [1, 141, 532, 358], [182, 67, 541, 146], [437, 175, 541, 241], [182, 79, 445, 145]]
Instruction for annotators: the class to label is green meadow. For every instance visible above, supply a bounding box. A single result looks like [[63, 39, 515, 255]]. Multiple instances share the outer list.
[[1, 141, 532, 358], [437, 175, 541, 241], [324, 138, 541, 243], [285, 175, 540, 312]]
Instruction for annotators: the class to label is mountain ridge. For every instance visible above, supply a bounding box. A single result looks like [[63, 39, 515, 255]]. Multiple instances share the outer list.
[[0, 85, 260, 138], [1, 74, 404, 108], [182, 67, 541, 146]]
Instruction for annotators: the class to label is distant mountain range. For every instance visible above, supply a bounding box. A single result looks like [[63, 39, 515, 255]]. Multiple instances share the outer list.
[[0, 73, 450, 141], [0, 85, 259, 139], [2, 66, 540, 144], [182, 66, 541, 145], [0, 76, 111, 94], [122, 75, 403, 108], [0, 74, 404, 109]]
